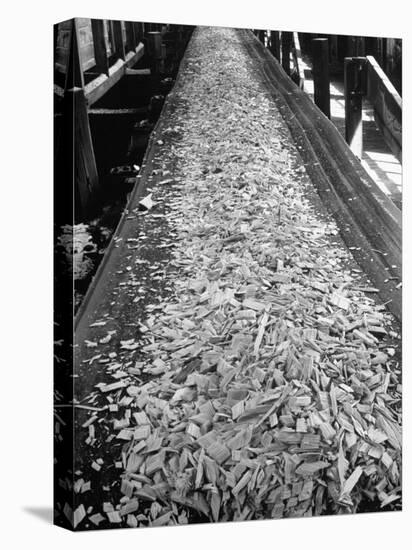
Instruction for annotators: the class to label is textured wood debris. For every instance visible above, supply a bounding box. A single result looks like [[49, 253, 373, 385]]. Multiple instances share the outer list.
[[69, 27, 401, 529]]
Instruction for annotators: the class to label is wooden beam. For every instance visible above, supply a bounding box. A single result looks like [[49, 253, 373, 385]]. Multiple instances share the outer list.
[[113, 20, 126, 60], [91, 19, 109, 75], [84, 44, 145, 106], [344, 57, 366, 158], [312, 38, 330, 118]]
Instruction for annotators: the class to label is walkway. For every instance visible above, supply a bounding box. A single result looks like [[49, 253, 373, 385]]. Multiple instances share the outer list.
[[301, 58, 402, 209]]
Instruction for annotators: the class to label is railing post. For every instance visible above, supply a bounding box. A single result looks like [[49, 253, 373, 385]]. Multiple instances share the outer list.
[[91, 19, 109, 75], [281, 31, 293, 75], [344, 57, 366, 158], [147, 31, 163, 74], [113, 20, 126, 60], [270, 31, 281, 60], [125, 21, 136, 51], [312, 38, 330, 118]]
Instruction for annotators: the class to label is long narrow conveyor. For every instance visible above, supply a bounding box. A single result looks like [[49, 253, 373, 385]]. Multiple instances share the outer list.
[[66, 27, 401, 529]]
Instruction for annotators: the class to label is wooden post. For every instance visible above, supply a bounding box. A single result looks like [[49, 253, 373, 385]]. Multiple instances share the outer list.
[[133, 23, 141, 46], [357, 37, 365, 56], [113, 21, 126, 60], [344, 57, 366, 158], [91, 19, 109, 75], [329, 35, 338, 64], [125, 21, 136, 51], [63, 20, 99, 219], [270, 31, 281, 60], [312, 38, 330, 118], [147, 31, 163, 74], [365, 36, 376, 56], [347, 35, 365, 57], [257, 29, 265, 44], [347, 36, 357, 57], [134, 22, 145, 45], [281, 31, 293, 75], [147, 31, 162, 59], [70, 88, 100, 218], [376, 38, 384, 68], [386, 37, 395, 76], [65, 19, 84, 91]]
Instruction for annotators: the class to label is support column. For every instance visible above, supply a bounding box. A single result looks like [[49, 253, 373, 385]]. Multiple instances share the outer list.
[[344, 57, 366, 158], [270, 31, 281, 60], [147, 31, 163, 74], [312, 38, 330, 118], [281, 31, 293, 75]]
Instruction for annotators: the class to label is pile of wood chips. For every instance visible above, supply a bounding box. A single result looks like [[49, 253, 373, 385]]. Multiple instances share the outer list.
[[72, 27, 401, 529]]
